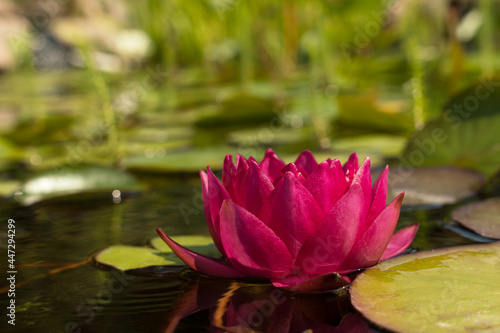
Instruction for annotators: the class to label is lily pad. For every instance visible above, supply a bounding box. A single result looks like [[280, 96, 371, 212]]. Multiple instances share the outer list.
[[94, 245, 183, 271], [151, 235, 220, 258], [17, 165, 140, 205], [95, 235, 219, 272], [451, 197, 500, 239], [382, 166, 485, 207], [351, 242, 500, 333]]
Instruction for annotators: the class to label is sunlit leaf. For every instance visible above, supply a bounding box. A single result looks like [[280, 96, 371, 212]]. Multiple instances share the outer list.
[[351, 242, 500, 333], [451, 197, 500, 239], [17, 165, 140, 205], [95, 235, 220, 271], [151, 235, 221, 258], [94, 245, 183, 271]]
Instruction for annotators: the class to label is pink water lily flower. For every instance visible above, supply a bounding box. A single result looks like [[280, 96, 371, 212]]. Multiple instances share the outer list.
[[157, 149, 418, 289]]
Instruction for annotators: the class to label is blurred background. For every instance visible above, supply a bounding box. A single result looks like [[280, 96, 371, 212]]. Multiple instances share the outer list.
[[1, 1, 500, 332], [0, 0, 499, 182]]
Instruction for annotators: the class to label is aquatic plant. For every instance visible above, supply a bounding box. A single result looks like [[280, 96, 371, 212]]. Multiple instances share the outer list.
[[157, 149, 418, 288]]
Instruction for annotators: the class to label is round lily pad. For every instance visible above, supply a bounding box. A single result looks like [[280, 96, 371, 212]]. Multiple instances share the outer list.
[[95, 235, 220, 272], [384, 166, 485, 207], [351, 242, 500, 333], [451, 197, 500, 239], [150, 235, 220, 258], [94, 245, 183, 271]]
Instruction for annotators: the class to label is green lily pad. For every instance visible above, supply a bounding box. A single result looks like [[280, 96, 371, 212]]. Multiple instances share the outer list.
[[451, 197, 500, 239], [351, 242, 500, 333], [94, 245, 183, 271], [402, 80, 500, 177], [151, 235, 219, 257], [17, 165, 140, 205], [383, 166, 485, 207], [95, 235, 219, 271]]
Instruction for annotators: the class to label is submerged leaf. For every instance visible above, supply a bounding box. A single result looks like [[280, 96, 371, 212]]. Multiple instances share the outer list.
[[351, 242, 500, 333], [451, 197, 500, 239]]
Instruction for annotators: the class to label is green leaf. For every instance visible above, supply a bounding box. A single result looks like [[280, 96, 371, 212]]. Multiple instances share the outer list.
[[95, 235, 220, 271], [17, 165, 140, 205], [94, 245, 183, 271], [151, 235, 220, 257], [402, 80, 500, 177], [351, 242, 500, 333], [452, 197, 500, 239]]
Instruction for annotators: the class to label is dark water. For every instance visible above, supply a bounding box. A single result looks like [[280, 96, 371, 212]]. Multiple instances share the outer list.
[[0, 175, 481, 333]]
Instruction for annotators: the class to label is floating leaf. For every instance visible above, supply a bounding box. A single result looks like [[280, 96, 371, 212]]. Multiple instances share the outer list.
[[151, 235, 220, 258], [94, 245, 183, 271], [443, 222, 497, 243], [381, 166, 485, 207], [402, 80, 500, 177], [17, 165, 140, 205], [451, 197, 500, 239], [95, 235, 220, 272], [351, 242, 500, 333]]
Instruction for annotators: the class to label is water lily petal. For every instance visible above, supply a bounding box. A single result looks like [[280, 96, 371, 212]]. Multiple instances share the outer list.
[[295, 184, 366, 275], [221, 155, 248, 204], [380, 223, 419, 261], [342, 152, 359, 186], [260, 172, 324, 256], [273, 163, 306, 186], [259, 148, 285, 183], [367, 166, 388, 224], [294, 150, 318, 175], [239, 159, 274, 217], [201, 167, 231, 256], [339, 192, 405, 272], [304, 161, 338, 214], [352, 157, 372, 208], [219, 200, 294, 278], [156, 228, 245, 278]]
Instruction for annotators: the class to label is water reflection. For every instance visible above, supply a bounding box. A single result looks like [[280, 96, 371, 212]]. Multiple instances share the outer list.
[[163, 277, 372, 333]]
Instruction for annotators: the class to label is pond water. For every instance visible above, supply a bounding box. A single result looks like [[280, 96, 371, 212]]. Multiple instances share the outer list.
[[0, 177, 482, 333], [0, 70, 494, 333]]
